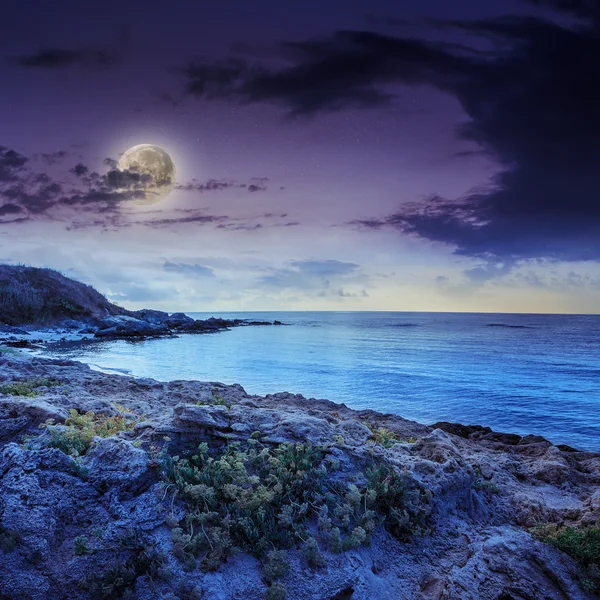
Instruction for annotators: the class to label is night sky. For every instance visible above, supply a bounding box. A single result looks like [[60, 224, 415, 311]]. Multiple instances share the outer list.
[[1, 0, 599, 312]]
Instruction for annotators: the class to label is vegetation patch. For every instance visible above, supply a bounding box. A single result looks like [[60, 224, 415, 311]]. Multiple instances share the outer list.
[[532, 523, 600, 592], [163, 439, 431, 595], [77, 533, 168, 599], [48, 408, 138, 456], [0, 377, 61, 397], [472, 479, 499, 494], [366, 425, 416, 448]]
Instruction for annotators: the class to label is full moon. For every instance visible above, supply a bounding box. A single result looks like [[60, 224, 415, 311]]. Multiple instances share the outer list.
[[117, 144, 175, 205]]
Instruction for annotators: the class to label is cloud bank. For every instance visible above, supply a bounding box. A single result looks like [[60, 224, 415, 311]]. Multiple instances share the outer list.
[[178, 7, 600, 267]]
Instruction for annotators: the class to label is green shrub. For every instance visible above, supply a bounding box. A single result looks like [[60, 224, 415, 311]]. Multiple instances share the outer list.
[[365, 425, 416, 448], [48, 408, 137, 456], [532, 523, 600, 591], [163, 439, 430, 577], [263, 549, 290, 582], [533, 523, 600, 567], [0, 377, 60, 397], [78, 536, 168, 599]]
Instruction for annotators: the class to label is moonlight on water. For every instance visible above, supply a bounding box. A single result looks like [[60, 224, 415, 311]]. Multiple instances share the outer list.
[[117, 144, 175, 205]]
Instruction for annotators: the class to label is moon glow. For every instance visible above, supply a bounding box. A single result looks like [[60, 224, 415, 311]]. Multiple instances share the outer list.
[[117, 144, 175, 205]]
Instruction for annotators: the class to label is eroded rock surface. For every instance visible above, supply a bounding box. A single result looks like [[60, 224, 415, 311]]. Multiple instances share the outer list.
[[0, 353, 598, 600]]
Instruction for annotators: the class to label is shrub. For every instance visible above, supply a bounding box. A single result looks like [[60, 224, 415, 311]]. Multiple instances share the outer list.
[[48, 408, 137, 456], [78, 535, 168, 599], [162, 439, 430, 578], [366, 425, 416, 448], [301, 537, 325, 567], [263, 550, 290, 582], [532, 523, 600, 591], [0, 377, 60, 397], [533, 523, 600, 567]]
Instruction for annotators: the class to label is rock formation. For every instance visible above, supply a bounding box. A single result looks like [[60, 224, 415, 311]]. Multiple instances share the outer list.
[[0, 353, 598, 599]]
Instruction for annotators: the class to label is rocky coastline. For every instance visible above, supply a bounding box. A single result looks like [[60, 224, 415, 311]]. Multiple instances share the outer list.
[[0, 311, 285, 351], [0, 264, 284, 351], [0, 351, 599, 599]]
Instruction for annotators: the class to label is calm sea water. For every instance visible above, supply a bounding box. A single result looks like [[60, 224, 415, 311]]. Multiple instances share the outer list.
[[42, 312, 600, 451]]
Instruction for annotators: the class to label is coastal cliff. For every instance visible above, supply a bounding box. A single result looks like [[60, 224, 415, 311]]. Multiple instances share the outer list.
[[0, 352, 599, 600]]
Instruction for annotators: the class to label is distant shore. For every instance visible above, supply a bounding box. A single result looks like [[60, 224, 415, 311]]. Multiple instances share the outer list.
[[0, 313, 285, 351], [0, 264, 284, 350]]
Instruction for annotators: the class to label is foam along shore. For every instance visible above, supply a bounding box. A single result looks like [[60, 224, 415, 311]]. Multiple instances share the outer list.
[[0, 350, 599, 600]]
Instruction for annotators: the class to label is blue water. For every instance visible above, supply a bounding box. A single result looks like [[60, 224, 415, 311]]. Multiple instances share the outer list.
[[42, 312, 600, 451]]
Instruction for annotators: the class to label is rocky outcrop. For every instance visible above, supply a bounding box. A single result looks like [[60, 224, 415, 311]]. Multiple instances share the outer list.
[[94, 315, 171, 338], [164, 312, 196, 329], [0, 353, 598, 600]]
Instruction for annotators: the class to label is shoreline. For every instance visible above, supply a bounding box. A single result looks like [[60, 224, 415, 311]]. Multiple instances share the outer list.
[[0, 352, 599, 599], [3, 333, 593, 454], [0, 313, 286, 352]]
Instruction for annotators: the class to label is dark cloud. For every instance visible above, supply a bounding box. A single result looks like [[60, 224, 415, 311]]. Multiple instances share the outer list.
[[217, 222, 263, 231], [104, 168, 153, 189], [177, 6, 600, 266], [0, 203, 22, 216], [163, 262, 215, 277], [179, 31, 466, 116], [103, 157, 118, 169], [176, 179, 243, 192], [346, 12, 600, 265], [247, 177, 269, 193], [526, 0, 599, 22], [1, 144, 290, 233], [0, 147, 28, 182], [338, 288, 369, 298], [139, 211, 229, 229], [176, 177, 270, 193], [14, 48, 118, 69], [0, 147, 163, 223], [70, 163, 89, 177]]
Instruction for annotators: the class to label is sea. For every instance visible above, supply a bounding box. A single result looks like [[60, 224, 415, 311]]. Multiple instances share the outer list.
[[41, 312, 600, 451]]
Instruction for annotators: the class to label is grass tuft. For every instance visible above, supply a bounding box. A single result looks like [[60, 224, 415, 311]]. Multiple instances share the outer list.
[[366, 425, 416, 448], [48, 408, 138, 456]]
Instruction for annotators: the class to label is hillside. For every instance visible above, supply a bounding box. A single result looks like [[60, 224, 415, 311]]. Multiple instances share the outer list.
[[0, 265, 126, 326]]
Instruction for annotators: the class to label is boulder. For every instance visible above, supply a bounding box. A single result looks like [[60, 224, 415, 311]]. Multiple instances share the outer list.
[[164, 312, 195, 329], [84, 437, 154, 494], [130, 308, 170, 324], [94, 315, 169, 338]]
